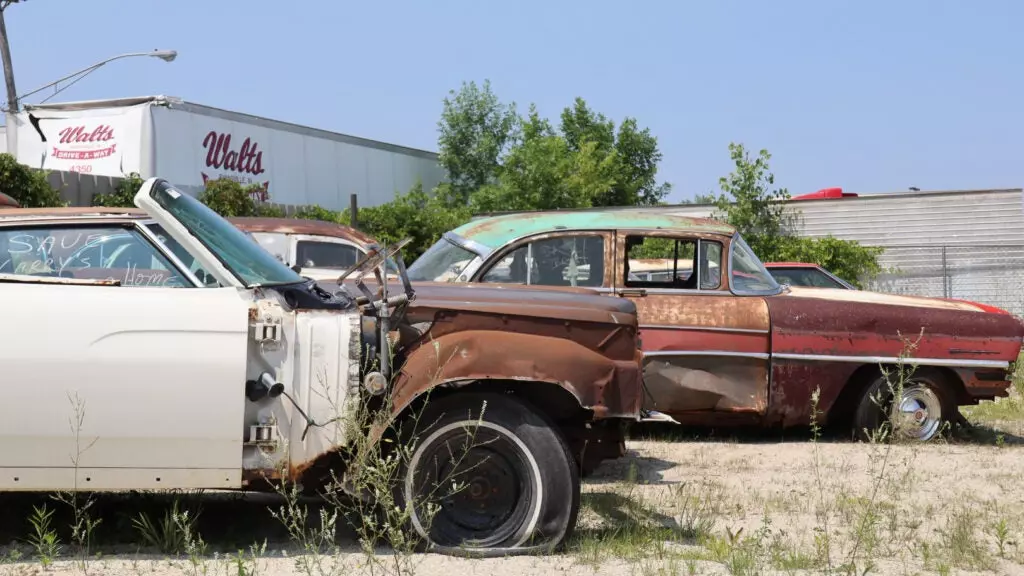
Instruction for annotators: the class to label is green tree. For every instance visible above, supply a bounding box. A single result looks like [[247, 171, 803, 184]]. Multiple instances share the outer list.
[[91, 172, 144, 207], [707, 142, 882, 288], [705, 143, 794, 257], [0, 153, 64, 207], [560, 98, 671, 206], [437, 80, 517, 205], [436, 83, 671, 212], [343, 181, 472, 262], [470, 107, 617, 213]]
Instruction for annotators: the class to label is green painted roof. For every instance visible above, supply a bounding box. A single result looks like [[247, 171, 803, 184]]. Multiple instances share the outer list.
[[450, 209, 735, 250]]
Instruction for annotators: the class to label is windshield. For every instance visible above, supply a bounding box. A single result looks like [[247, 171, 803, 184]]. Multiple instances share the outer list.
[[407, 236, 481, 282], [149, 181, 305, 287], [769, 267, 850, 289], [729, 234, 781, 294]]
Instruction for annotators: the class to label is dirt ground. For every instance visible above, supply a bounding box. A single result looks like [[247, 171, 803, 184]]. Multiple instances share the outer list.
[[2, 396, 1023, 576]]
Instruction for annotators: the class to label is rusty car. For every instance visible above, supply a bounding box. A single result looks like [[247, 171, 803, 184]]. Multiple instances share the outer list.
[[408, 209, 1024, 442], [0, 181, 645, 555], [0, 192, 18, 209], [226, 216, 392, 280]]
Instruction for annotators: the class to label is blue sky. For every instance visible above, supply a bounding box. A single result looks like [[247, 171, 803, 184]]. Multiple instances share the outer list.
[[7, 0, 1021, 203]]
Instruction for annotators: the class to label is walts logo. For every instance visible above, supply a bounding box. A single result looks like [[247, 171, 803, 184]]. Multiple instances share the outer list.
[[201, 130, 270, 202], [51, 125, 117, 160]]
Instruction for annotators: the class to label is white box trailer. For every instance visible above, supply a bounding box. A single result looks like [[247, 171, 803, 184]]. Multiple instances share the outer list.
[[5, 96, 447, 211]]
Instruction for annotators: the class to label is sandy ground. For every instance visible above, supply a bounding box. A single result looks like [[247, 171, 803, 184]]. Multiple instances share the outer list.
[[2, 427, 1024, 576]]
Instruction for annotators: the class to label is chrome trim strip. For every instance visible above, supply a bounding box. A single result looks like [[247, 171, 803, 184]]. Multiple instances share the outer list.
[[622, 288, 734, 296], [639, 324, 770, 335], [773, 353, 1010, 370], [645, 350, 771, 360]]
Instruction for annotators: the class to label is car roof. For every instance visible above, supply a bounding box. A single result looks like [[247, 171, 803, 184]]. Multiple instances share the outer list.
[[450, 209, 736, 250], [227, 217, 378, 247]]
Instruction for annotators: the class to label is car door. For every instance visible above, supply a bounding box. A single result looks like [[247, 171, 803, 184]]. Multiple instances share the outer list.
[[613, 230, 771, 418], [0, 221, 249, 491]]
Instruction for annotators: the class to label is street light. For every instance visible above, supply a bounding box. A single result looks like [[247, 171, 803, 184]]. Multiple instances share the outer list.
[[13, 49, 177, 108]]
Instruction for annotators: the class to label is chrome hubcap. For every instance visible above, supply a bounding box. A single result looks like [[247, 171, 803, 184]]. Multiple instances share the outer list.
[[892, 383, 942, 441]]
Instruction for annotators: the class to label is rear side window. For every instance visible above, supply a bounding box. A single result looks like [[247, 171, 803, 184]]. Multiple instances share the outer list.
[[624, 235, 723, 291], [296, 241, 360, 269], [0, 225, 188, 287]]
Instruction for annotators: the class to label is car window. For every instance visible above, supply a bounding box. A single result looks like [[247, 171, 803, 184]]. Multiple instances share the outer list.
[[248, 232, 290, 265], [407, 236, 481, 282], [144, 223, 221, 287], [480, 235, 604, 287], [295, 240, 361, 269], [0, 226, 188, 287], [730, 235, 781, 294], [770, 267, 847, 289], [624, 236, 722, 290]]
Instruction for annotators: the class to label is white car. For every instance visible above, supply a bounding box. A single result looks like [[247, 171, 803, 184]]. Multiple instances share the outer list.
[[227, 216, 400, 281], [0, 178, 646, 555]]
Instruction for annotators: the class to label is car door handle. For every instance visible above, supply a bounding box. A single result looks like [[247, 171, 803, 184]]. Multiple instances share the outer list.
[[617, 289, 647, 297]]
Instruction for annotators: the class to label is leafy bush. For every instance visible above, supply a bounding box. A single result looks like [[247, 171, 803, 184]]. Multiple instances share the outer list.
[[0, 153, 65, 207], [342, 181, 472, 261], [705, 143, 882, 287], [773, 235, 884, 289], [294, 204, 341, 223], [198, 177, 283, 217], [91, 172, 144, 208]]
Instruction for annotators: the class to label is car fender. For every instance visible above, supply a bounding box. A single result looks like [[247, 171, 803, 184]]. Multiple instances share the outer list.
[[390, 329, 642, 422]]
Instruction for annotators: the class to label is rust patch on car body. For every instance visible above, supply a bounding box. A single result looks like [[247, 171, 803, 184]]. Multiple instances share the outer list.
[[388, 283, 644, 420], [765, 290, 1024, 425], [391, 330, 643, 421], [228, 217, 378, 247]]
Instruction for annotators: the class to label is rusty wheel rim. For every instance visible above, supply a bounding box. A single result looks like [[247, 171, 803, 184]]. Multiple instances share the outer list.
[[893, 383, 942, 441]]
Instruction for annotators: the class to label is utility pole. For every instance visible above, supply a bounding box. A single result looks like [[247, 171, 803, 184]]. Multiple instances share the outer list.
[[0, 1, 21, 114]]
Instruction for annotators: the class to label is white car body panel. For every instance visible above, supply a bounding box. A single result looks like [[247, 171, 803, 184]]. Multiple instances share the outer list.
[[0, 178, 364, 492], [0, 282, 249, 490], [249, 230, 367, 281]]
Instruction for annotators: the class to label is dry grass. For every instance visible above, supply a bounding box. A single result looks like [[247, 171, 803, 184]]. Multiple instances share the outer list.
[[3, 359, 1024, 575]]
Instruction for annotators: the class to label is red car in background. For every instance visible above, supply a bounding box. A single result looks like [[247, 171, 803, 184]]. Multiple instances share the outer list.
[[0, 193, 19, 209], [764, 262, 856, 290]]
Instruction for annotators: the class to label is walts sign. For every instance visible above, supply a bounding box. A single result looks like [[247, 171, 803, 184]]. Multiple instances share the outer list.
[[6, 96, 446, 211], [201, 130, 270, 201]]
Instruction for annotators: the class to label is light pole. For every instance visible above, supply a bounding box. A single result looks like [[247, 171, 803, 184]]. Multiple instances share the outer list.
[[12, 49, 177, 111]]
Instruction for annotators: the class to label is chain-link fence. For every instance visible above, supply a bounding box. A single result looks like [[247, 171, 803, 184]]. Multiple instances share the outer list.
[[865, 244, 1024, 317]]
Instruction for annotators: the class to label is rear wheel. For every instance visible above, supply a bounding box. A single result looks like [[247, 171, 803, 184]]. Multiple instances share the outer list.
[[851, 369, 954, 442], [397, 392, 580, 556]]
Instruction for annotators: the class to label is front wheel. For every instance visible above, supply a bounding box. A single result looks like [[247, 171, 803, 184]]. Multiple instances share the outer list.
[[851, 369, 954, 442], [397, 392, 580, 556]]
